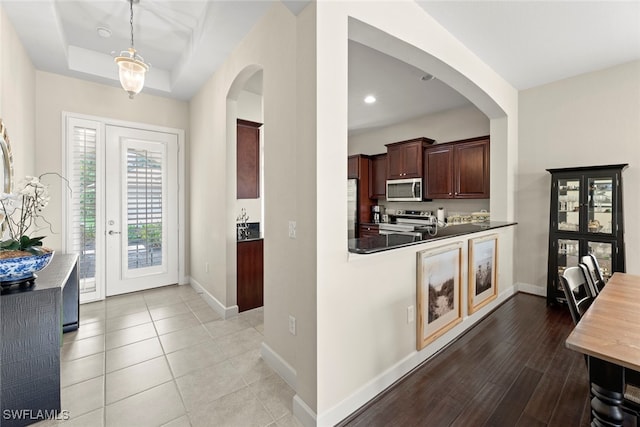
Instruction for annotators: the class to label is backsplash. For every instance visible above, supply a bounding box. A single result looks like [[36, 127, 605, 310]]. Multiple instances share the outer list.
[[236, 222, 260, 240], [380, 199, 489, 220]]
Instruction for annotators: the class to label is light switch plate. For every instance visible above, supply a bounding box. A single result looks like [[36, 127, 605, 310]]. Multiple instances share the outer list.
[[288, 315, 296, 335]]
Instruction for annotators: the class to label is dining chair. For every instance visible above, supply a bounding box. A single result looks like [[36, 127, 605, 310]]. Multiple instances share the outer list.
[[562, 266, 640, 421], [560, 266, 596, 325], [581, 254, 605, 293], [578, 263, 600, 297]]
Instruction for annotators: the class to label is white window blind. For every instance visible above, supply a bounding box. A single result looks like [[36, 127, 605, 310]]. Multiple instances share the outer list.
[[67, 120, 100, 295], [126, 148, 163, 269]]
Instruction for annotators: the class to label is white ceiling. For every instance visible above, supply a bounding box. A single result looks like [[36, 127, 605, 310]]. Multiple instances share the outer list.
[[417, 1, 640, 90], [1, 1, 639, 134], [348, 40, 472, 135]]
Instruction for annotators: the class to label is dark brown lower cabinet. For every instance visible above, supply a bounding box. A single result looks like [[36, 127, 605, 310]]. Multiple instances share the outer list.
[[359, 224, 379, 238], [237, 239, 264, 312]]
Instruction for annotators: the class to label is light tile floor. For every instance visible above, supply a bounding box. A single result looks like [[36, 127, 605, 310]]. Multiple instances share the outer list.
[[36, 284, 302, 427]]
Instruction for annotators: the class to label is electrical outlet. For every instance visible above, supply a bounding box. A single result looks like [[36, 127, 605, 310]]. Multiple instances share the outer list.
[[205, 262, 210, 273], [288, 221, 297, 239], [407, 305, 415, 324], [288, 315, 296, 335]]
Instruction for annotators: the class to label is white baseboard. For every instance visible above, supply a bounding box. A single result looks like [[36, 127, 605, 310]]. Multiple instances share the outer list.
[[317, 286, 517, 426], [261, 343, 317, 426], [260, 342, 297, 390], [188, 277, 239, 319], [293, 394, 318, 427], [516, 282, 546, 297]]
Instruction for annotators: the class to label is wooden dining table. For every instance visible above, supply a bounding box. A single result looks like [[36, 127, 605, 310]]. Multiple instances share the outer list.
[[566, 272, 640, 426]]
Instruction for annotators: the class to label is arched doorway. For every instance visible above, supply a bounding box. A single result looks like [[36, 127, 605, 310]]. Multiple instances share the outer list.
[[226, 66, 264, 313]]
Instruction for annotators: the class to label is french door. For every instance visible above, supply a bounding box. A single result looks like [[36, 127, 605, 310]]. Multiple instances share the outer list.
[[65, 116, 180, 302]]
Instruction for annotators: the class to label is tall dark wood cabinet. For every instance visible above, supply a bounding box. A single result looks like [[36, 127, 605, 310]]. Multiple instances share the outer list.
[[348, 154, 374, 227], [237, 119, 262, 199], [546, 164, 627, 305]]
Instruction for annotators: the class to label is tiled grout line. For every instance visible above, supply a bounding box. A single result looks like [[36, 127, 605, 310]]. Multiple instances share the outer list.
[[101, 305, 107, 427], [61, 286, 274, 426]]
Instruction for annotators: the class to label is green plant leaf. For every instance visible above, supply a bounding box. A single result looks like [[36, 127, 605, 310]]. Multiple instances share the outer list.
[[0, 239, 19, 250]]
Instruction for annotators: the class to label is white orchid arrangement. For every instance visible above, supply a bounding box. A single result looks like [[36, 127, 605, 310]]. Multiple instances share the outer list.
[[0, 173, 61, 254]]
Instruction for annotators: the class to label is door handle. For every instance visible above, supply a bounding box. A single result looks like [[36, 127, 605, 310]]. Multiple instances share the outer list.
[[108, 230, 121, 235]]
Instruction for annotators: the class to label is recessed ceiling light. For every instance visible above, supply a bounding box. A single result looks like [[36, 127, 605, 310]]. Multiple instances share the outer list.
[[364, 95, 376, 104], [97, 26, 112, 38]]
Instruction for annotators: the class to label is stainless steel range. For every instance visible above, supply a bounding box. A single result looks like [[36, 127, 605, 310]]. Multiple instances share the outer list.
[[379, 210, 439, 236]]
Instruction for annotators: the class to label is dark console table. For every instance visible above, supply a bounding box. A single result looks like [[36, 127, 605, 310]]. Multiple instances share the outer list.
[[0, 254, 79, 426]]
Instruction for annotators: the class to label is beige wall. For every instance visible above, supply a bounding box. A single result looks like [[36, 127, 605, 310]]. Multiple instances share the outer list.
[[0, 6, 35, 179], [517, 60, 640, 291], [294, 2, 318, 417], [188, 1, 317, 412], [34, 71, 189, 252], [348, 104, 490, 155], [314, 2, 517, 424]]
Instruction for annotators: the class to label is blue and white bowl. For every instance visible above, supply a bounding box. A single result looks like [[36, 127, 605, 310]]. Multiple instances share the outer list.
[[0, 251, 54, 282]]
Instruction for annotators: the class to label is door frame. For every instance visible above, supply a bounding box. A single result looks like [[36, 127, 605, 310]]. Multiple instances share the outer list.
[[62, 112, 186, 303]]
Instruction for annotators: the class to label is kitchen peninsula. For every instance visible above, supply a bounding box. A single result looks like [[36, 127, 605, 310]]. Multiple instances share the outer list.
[[349, 221, 516, 254]]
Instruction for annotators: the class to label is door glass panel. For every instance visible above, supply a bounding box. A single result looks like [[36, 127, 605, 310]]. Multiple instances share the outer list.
[[588, 241, 613, 282], [557, 239, 579, 292], [588, 177, 613, 234], [126, 148, 163, 270], [557, 178, 580, 231], [70, 125, 98, 295]]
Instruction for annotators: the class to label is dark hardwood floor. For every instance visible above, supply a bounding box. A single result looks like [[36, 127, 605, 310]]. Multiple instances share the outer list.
[[339, 293, 595, 427]]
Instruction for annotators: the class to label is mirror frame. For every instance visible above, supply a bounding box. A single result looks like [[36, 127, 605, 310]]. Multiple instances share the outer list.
[[0, 119, 14, 195]]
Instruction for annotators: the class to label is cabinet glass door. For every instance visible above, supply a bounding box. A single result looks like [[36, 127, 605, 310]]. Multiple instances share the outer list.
[[557, 178, 580, 232], [587, 241, 613, 282], [588, 177, 613, 234], [557, 238, 580, 291]]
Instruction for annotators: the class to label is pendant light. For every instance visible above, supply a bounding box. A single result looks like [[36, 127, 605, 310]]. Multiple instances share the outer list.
[[114, 0, 149, 99]]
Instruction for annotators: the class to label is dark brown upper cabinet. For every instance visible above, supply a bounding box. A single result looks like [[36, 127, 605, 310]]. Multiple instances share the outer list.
[[237, 119, 262, 199], [424, 136, 490, 199], [424, 147, 453, 199], [348, 155, 359, 179], [370, 153, 387, 199], [385, 137, 434, 180]]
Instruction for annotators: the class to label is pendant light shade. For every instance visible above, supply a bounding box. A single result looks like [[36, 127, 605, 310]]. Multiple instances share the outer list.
[[115, 48, 149, 99], [115, 0, 149, 99]]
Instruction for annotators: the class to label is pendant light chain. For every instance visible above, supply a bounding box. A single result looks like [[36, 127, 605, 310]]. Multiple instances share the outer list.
[[129, 0, 135, 49], [115, 0, 149, 98]]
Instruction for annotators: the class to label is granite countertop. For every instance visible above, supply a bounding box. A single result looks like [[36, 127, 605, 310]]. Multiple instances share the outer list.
[[349, 221, 517, 254]]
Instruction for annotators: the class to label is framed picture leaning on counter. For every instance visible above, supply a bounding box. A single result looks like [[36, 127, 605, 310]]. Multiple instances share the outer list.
[[416, 242, 463, 350], [468, 234, 498, 314]]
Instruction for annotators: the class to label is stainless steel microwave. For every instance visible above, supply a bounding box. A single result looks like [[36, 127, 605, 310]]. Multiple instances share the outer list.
[[386, 178, 422, 202]]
